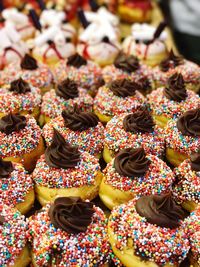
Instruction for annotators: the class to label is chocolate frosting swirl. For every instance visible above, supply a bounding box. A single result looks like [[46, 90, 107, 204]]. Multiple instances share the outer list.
[[45, 128, 80, 169], [136, 194, 186, 229], [0, 215, 5, 225], [114, 52, 140, 73], [67, 53, 87, 68], [0, 113, 26, 135], [109, 79, 141, 97], [62, 106, 99, 131], [160, 50, 183, 72], [190, 153, 200, 172], [114, 147, 150, 177], [164, 73, 187, 102], [20, 54, 38, 70], [49, 196, 94, 234], [123, 109, 154, 133], [9, 78, 31, 94], [56, 78, 79, 100], [177, 109, 200, 136], [0, 158, 13, 179]]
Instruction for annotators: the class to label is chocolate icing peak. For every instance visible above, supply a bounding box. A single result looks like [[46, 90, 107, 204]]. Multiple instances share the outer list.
[[164, 73, 187, 102], [136, 194, 186, 229], [62, 105, 99, 131], [160, 50, 183, 72], [123, 109, 154, 133], [56, 78, 79, 100], [0, 158, 13, 179], [109, 79, 141, 97], [0, 113, 26, 135], [190, 153, 200, 172], [20, 54, 38, 70], [9, 78, 31, 94], [45, 128, 80, 169], [49, 196, 94, 234], [114, 147, 150, 177], [67, 53, 87, 68], [177, 109, 200, 136], [114, 52, 140, 73]]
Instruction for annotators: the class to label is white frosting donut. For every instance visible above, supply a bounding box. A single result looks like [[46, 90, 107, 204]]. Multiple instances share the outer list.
[[131, 23, 167, 41]]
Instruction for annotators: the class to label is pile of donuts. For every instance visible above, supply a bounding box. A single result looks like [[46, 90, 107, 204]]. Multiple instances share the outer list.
[[0, 0, 200, 266]]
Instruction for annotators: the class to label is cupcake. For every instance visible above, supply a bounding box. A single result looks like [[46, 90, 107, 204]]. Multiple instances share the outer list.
[[0, 158, 34, 214], [33, 129, 103, 206], [147, 73, 200, 128], [103, 108, 164, 163], [99, 147, 174, 209], [53, 53, 103, 96], [165, 109, 200, 166], [0, 204, 30, 266], [40, 78, 93, 125], [173, 153, 200, 212], [27, 196, 111, 266], [122, 23, 168, 67], [43, 105, 104, 158], [108, 194, 190, 266], [0, 54, 53, 94], [0, 113, 44, 172], [102, 52, 154, 86], [94, 79, 145, 123], [153, 50, 200, 92], [0, 78, 41, 120]]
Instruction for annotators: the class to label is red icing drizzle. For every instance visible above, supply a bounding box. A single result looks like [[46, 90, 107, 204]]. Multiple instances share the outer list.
[[0, 47, 23, 70], [43, 42, 64, 63]]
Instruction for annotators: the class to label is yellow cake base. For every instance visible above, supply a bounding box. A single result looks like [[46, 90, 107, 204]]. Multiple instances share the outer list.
[[181, 200, 198, 213], [153, 114, 170, 129], [140, 50, 168, 67], [94, 110, 113, 124], [15, 189, 35, 214], [35, 171, 103, 206], [11, 245, 30, 267], [0, 107, 40, 121], [166, 147, 188, 167], [38, 114, 51, 127], [103, 146, 114, 164], [118, 6, 152, 23]]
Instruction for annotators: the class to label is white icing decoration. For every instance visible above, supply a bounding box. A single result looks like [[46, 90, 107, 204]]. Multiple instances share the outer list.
[[2, 8, 28, 25], [40, 9, 66, 27], [34, 26, 60, 46], [131, 23, 167, 41]]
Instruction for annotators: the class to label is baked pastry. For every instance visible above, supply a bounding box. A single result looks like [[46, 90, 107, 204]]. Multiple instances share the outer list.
[[165, 109, 200, 166], [94, 79, 145, 123], [103, 108, 165, 163], [0, 204, 30, 266], [53, 53, 103, 96], [27, 196, 111, 266], [108, 194, 190, 267], [40, 78, 93, 125], [99, 147, 174, 209], [173, 153, 200, 212], [122, 23, 168, 67], [33, 129, 103, 206], [153, 50, 200, 92], [0, 158, 34, 214], [0, 78, 41, 120], [43, 105, 104, 158], [0, 113, 44, 172], [147, 73, 200, 128]]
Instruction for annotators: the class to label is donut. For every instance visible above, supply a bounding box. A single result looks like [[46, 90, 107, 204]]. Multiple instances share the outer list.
[[27, 196, 111, 266], [0, 113, 44, 172], [165, 109, 200, 166], [147, 73, 200, 128], [108, 194, 190, 266], [94, 79, 146, 123], [33, 129, 103, 206], [43, 105, 104, 158], [99, 147, 174, 209], [103, 108, 165, 163]]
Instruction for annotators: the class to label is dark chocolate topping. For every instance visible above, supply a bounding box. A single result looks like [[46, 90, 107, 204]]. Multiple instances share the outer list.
[[67, 53, 87, 68], [45, 128, 80, 169], [62, 106, 99, 131], [0, 113, 26, 135], [164, 73, 187, 102], [136, 194, 186, 228], [9, 78, 31, 94], [190, 153, 200, 172], [0, 158, 13, 179], [138, 77, 152, 93], [114, 52, 140, 73], [20, 54, 38, 70], [0, 215, 5, 225], [160, 50, 184, 72], [56, 78, 79, 100], [177, 109, 200, 136], [109, 79, 141, 97], [114, 147, 150, 177], [123, 109, 154, 133], [49, 196, 94, 234]]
